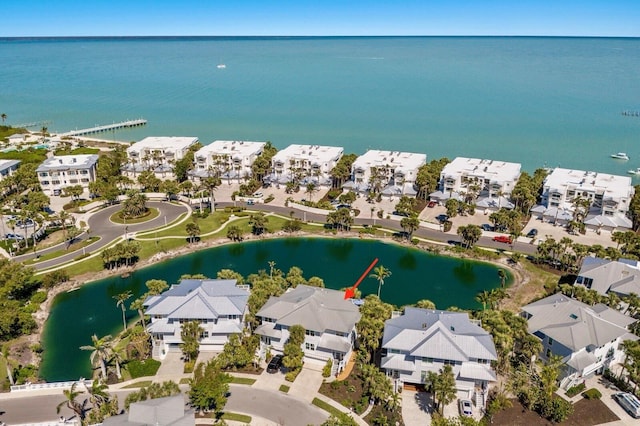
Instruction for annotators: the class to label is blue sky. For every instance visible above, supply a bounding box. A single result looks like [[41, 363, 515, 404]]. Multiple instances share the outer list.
[[2, 0, 639, 37]]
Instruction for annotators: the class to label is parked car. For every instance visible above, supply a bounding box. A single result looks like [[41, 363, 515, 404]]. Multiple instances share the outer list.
[[4, 233, 24, 240], [459, 399, 473, 417], [492, 235, 512, 244], [246, 200, 255, 205], [16, 219, 36, 228], [481, 224, 494, 232], [267, 354, 283, 374], [526, 228, 538, 238], [253, 192, 263, 198], [392, 210, 410, 217], [613, 392, 640, 418], [427, 201, 437, 208], [436, 214, 449, 223]]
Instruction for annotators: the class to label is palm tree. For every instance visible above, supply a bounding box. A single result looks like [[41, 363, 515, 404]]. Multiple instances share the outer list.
[[84, 379, 110, 408], [80, 334, 113, 380], [113, 291, 132, 331], [41, 126, 48, 142], [476, 290, 492, 311], [1, 113, 6, 123], [56, 382, 88, 421], [498, 269, 507, 288], [369, 265, 392, 298], [305, 182, 318, 201], [186, 222, 200, 243], [130, 297, 147, 329]]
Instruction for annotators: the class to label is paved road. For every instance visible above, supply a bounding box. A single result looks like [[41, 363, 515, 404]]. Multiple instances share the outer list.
[[226, 384, 329, 425], [218, 201, 539, 257], [15, 202, 188, 270], [0, 385, 327, 426]]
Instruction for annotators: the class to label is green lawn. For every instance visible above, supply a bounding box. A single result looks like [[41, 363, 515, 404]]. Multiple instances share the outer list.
[[279, 384, 290, 393], [312, 397, 345, 417], [110, 207, 160, 224], [221, 412, 252, 423], [121, 380, 153, 389], [24, 237, 100, 265], [231, 377, 256, 385]]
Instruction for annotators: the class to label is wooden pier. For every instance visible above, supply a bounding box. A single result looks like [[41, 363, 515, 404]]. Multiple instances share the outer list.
[[61, 119, 147, 137], [12, 120, 53, 129], [622, 110, 640, 117]]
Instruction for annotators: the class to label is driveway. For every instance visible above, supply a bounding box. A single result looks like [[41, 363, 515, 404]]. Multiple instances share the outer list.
[[402, 390, 431, 426], [583, 374, 638, 426], [288, 365, 325, 403], [154, 350, 185, 378]]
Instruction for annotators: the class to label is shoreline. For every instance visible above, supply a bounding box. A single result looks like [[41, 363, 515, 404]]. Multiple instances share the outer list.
[[30, 229, 526, 380]]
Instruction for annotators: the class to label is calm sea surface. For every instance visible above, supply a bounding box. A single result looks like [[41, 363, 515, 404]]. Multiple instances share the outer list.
[[39, 238, 508, 381], [2, 36, 640, 174]]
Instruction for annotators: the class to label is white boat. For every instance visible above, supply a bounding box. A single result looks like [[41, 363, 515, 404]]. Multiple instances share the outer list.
[[611, 152, 630, 160], [629, 168, 640, 175], [216, 64, 226, 69]]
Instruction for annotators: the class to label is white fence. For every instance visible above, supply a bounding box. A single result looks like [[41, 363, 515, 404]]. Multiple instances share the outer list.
[[10, 378, 89, 392]]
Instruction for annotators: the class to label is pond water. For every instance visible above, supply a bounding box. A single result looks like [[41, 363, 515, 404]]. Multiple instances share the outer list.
[[40, 237, 510, 381]]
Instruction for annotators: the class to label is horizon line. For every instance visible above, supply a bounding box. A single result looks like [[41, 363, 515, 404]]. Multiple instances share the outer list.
[[2, 35, 639, 40]]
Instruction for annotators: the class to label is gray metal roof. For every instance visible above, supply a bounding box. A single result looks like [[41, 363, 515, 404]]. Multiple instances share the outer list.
[[522, 294, 636, 352], [382, 307, 498, 361], [102, 395, 194, 425], [144, 279, 248, 320], [256, 285, 360, 334], [36, 154, 98, 172], [576, 256, 640, 296]]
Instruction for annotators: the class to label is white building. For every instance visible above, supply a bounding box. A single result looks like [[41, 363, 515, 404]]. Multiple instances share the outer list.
[[345, 150, 426, 197], [0, 159, 20, 181], [430, 157, 521, 209], [124, 136, 199, 179], [533, 168, 634, 230], [381, 307, 497, 406], [254, 285, 360, 374], [268, 144, 343, 186], [190, 140, 266, 182], [574, 257, 640, 297], [144, 279, 249, 360], [521, 293, 638, 389], [36, 154, 98, 196]]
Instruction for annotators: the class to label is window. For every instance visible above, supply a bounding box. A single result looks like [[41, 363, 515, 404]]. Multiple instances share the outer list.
[[422, 357, 434, 364], [41, 181, 50, 185], [305, 330, 317, 337], [52, 180, 60, 185], [548, 337, 554, 346], [305, 343, 315, 350], [200, 331, 209, 338], [546, 348, 552, 358]]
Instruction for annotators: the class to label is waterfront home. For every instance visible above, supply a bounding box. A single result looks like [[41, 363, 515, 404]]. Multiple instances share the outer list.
[[143, 279, 249, 360], [345, 149, 426, 196], [189, 140, 266, 183], [267, 144, 343, 186], [380, 307, 497, 406], [521, 293, 638, 389], [574, 256, 640, 298], [429, 157, 521, 210], [0, 159, 20, 181], [254, 285, 360, 374], [123, 136, 199, 179], [532, 168, 634, 231], [102, 395, 194, 425], [36, 154, 98, 196]]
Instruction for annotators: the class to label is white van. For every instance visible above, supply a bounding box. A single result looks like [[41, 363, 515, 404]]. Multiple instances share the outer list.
[[613, 392, 640, 418]]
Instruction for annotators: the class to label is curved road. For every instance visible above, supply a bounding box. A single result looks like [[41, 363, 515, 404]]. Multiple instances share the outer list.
[[15, 201, 188, 271], [0, 386, 327, 425]]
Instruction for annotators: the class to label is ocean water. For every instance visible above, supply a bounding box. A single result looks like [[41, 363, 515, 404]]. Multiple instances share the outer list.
[[2, 36, 640, 174]]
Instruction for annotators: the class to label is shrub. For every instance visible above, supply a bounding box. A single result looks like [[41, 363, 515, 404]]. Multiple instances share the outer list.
[[285, 369, 301, 382], [443, 220, 453, 232], [322, 358, 333, 378], [582, 388, 602, 399], [127, 359, 161, 379], [565, 382, 586, 397], [183, 359, 195, 374], [330, 380, 342, 390], [30, 291, 47, 304]]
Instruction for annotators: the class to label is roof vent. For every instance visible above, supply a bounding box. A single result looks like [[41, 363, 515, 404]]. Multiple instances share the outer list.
[[421, 323, 428, 329], [450, 326, 455, 331]]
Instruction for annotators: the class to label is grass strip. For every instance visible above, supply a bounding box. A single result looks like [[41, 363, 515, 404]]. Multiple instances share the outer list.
[[121, 380, 153, 389], [312, 397, 344, 417], [279, 384, 290, 393], [221, 412, 252, 423], [231, 377, 256, 385]]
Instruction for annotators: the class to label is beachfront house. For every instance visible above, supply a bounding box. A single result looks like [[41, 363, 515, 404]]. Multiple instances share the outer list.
[[532, 168, 634, 232], [429, 157, 521, 209], [521, 293, 638, 389], [574, 256, 640, 298], [0, 159, 20, 181], [254, 285, 360, 375], [381, 307, 497, 407], [344, 150, 426, 197], [267, 144, 343, 187], [36, 154, 98, 196], [189, 140, 266, 183], [123, 136, 199, 179], [143, 279, 249, 360]]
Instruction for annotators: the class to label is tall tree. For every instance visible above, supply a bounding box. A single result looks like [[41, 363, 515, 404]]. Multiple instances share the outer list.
[[369, 265, 392, 298], [56, 382, 88, 422], [186, 222, 200, 243], [180, 320, 203, 362], [189, 360, 232, 415], [283, 324, 305, 374], [113, 291, 133, 331], [79, 334, 113, 380]]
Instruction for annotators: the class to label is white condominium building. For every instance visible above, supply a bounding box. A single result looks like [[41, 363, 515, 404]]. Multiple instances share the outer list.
[[36, 154, 99, 196], [124, 136, 199, 178], [191, 140, 266, 181], [541, 168, 634, 216], [269, 144, 343, 186], [0, 160, 20, 181], [347, 150, 426, 196], [435, 157, 521, 202]]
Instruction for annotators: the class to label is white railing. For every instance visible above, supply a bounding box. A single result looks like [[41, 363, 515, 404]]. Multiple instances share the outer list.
[[11, 421, 79, 426], [11, 378, 89, 392]]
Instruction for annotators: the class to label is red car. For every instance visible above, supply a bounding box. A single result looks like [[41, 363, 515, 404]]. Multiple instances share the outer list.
[[427, 201, 437, 208], [492, 235, 512, 244]]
